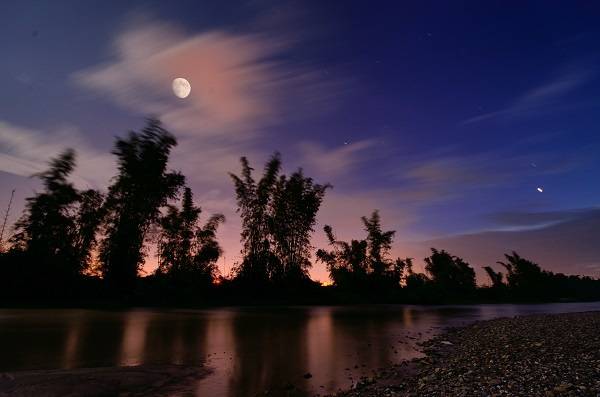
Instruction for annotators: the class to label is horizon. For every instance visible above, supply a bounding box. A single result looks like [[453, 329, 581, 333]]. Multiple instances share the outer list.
[[2, 1, 600, 282]]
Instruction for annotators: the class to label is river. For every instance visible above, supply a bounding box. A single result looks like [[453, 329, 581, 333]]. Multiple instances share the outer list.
[[1, 302, 599, 396]]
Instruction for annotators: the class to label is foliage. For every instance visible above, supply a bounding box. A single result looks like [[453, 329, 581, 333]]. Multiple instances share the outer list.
[[1, 118, 600, 305], [498, 251, 547, 291], [100, 118, 184, 294], [424, 248, 476, 296], [317, 210, 406, 292], [157, 187, 224, 287], [270, 169, 329, 281], [10, 150, 104, 281], [483, 266, 504, 288], [316, 224, 369, 289], [230, 153, 329, 285]]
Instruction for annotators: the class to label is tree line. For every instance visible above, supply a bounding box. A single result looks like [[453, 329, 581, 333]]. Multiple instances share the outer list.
[[1, 118, 599, 305]]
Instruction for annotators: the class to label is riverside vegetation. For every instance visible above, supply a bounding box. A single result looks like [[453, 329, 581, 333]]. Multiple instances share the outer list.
[[1, 118, 599, 306]]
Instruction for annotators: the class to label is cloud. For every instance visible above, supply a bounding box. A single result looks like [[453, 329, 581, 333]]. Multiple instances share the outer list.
[[391, 143, 590, 207], [68, 15, 353, 277], [417, 208, 600, 279], [74, 19, 338, 140], [297, 139, 377, 180], [488, 208, 592, 231], [463, 70, 591, 124], [0, 121, 113, 188]]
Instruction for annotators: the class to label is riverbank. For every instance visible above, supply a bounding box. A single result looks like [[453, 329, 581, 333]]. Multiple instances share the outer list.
[[0, 365, 210, 397], [339, 311, 600, 396]]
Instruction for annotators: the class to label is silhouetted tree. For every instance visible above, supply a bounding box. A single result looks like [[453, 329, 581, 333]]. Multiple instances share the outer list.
[[424, 248, 476, 297], [230, 153, 329, 286], [498, 251, 549, 299], [317, 225, 369, 288], [317, 211, 405, 292], [73, 189, 105, 269], [271, 170, 329, 282], [100, 119, 184, 294], [11, 150, 79, 272], [157, 187, 224, 287], [404, 272, 430, 290], [395, 257, 414, 284], [483, 265, 504, 288], [230, 154, 280, 285], [362, 210, 395, 277], [9, 150, 104, 290]]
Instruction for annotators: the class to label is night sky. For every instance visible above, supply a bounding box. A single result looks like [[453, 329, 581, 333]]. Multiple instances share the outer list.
[[1, 1, 600, 282]]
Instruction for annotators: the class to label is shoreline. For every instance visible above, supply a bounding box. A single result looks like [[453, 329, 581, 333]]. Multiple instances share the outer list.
[[3, 300, 600, 313], [0, 365, 210, 397], [337, 311, 600, 396], [1, 310, 599, 396]]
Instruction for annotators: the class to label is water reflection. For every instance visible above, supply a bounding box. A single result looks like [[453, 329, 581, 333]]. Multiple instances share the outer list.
[[224, 309, 311, 396], [1, 302, 600, 396], [120, 311, 151, 366]]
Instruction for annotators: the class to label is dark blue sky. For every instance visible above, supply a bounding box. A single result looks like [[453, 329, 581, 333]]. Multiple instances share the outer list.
[[1, 1, 599, 280]]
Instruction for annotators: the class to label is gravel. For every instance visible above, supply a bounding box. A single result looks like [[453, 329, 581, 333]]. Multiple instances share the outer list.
[[337, 311, 600, 397]]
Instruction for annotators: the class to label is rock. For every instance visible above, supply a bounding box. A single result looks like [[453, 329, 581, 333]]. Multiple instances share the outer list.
[[336, 312, 600, 397]]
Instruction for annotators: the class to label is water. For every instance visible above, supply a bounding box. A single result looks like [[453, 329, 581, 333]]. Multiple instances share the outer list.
[[1, 302, 599, 396]]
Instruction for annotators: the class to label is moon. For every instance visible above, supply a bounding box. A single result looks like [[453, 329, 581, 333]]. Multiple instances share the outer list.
[[172, 78, 191, 99], [537, 187, 544, 193]]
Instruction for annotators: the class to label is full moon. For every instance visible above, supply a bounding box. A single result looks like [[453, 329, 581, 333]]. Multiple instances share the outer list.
[[172, 78, 191, 99]]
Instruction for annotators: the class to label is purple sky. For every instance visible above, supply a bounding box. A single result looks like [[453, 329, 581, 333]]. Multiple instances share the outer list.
[[1, 1, 600, 282]]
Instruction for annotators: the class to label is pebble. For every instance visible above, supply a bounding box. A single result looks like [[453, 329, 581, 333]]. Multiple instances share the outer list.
[[337, 312, 600, 397]]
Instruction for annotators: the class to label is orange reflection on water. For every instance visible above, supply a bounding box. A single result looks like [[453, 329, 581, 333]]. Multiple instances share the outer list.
[[120, 311, 152, 366]]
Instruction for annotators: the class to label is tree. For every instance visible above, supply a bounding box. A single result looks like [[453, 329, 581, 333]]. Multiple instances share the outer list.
[[317, 210, 405, 291], [424, 248, 476, 296], [100, 119, 184, 294], [316, 225, 369, 288], [157, 187, 224, 286], [73, 189, 105, 269], [230, 154, 280, 284], [10, 150, 104, 285], [498, 251, 549, 299], [362, 210, 396, 277], [12, 150, 79, 274], [483, 265, 504, 288], [230, 153, 329, 285], [270, 170, 329, 282]]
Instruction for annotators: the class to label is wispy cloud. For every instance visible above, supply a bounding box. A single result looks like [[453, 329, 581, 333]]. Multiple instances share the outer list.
[[68, 14, 350, 276], [73, 18, 340, 141], [70, 13, 346, 201], [297, 140, 377, 179], [391, 144, 590, 206], [0, 121, 113, 188], [488, 208, 593, 231], [416, 208, 600, 278], [463, 70, 592, 124]]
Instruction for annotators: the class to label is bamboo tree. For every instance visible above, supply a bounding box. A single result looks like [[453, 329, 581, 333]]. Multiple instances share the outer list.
[[100, 119, 184, 293], [157, 187, 224, 285], [231, 153, 329, 285]]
